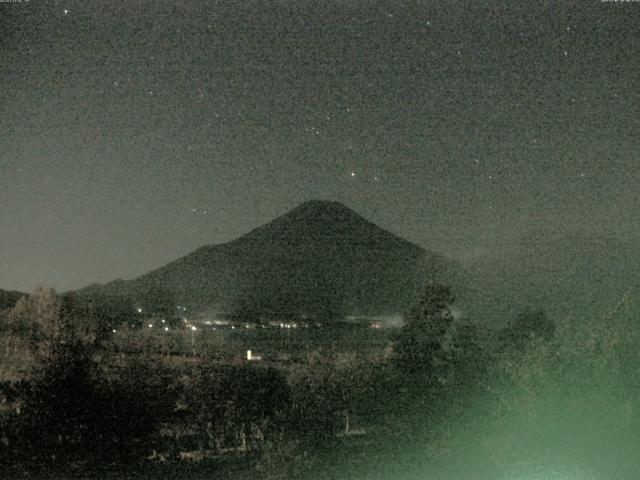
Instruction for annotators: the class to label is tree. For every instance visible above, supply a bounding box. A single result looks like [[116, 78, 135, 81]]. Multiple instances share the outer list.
[[497, 307, 555, 352], [87, 294, 139, 332], [0, 289, 102, 377], [405, 283, 455, 328], [395, 283, 456, 379]]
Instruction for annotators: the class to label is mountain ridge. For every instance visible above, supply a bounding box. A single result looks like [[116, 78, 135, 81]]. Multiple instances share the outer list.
[[79, 201, 457, 320]]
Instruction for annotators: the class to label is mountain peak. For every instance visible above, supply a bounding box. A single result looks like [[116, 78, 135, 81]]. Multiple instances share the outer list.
[[282, 200, 365, 223], [277, 200, 365, 224], [80, 201, 455, 320], [233, 200, 418, 255], [294, 199, 353, 213]]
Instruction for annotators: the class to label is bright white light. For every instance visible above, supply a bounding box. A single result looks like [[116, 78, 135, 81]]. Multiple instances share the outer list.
[[137, 308, 142, 313], [191, 326, 197, 331], [148, 324, 153, 328], [112, 329, 117, 333], [164, 327, 169, 331]]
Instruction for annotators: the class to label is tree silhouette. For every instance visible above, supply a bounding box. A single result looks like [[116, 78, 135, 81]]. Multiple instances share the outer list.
[[396, 283, 456, 379], [497, 307, 555, 351]]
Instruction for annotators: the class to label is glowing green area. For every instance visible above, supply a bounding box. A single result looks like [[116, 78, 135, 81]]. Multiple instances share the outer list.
[[495, 463, 596, 480]]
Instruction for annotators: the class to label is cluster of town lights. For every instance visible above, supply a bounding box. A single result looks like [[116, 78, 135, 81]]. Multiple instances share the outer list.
[[279, 322, 297, 329]]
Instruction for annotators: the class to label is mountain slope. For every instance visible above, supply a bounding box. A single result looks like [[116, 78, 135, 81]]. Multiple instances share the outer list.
[[80, 201, 456, 320]]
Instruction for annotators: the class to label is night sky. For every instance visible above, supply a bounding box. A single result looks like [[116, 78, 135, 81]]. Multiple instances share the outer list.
[[1, 0, 639, 292]]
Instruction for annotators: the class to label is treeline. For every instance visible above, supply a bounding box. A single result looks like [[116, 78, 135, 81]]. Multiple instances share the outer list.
[[1, 284, 640, 479]]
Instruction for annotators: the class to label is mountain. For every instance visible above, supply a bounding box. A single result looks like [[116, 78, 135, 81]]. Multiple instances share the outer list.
[[80, 201, 457, 321]]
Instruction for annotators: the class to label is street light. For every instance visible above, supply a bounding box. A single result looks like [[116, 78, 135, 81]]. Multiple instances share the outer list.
[[190, 325, 197, 354]]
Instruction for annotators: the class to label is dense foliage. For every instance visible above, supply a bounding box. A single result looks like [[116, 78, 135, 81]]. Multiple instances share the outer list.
[[1, 284, 639, 479]]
